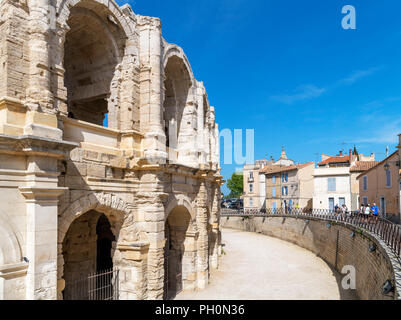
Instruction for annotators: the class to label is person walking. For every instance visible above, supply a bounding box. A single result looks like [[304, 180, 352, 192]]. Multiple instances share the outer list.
[[364, 203, 371, 224], [371, 202, 380, 223], [341, 204, 348, 221]]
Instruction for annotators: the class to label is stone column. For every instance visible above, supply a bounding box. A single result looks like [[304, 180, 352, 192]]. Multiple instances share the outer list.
[[182, 231, 199, 291], [26, 0, 53, 112], [138, 16, 166, 163], [196, 83, 206, 167], [209, 183, 221, 269], [195, 180, 209, 289], [24, 1, 62, 140], [137, 171, 168, 300], [19, 186, 66, 300], [177, 89, 198, 167], [117, 242, 150, 300], [19, 154, 66, 300]]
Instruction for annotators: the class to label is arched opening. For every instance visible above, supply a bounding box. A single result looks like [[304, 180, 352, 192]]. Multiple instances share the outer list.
[[163, 56, 192, 155], [163, 205, 192, 300], [63, 2, 126, 127], [96, 214, 114, 272], [62, 211, 115, 300]]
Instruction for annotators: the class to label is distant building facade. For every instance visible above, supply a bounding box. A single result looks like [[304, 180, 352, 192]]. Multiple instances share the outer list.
[[262, 162, 315, 210], [357, 151, 400, 222], [313, 149, 376, 211], [243, 160, 272, 210]]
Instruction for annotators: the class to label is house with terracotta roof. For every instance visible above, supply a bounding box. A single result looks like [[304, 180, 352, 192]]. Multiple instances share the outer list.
[[357, 151, 400, 222], [243, 159, 273, 210], [313, 148, 376, 211], [260, 151, 314, 211]]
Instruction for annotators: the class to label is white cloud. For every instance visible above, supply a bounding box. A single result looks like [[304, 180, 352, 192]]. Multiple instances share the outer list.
[[270, 84, 325, 104], [336, 67, 381, 86], [352, 118, 401, 144], [270, 66, 381, 105]]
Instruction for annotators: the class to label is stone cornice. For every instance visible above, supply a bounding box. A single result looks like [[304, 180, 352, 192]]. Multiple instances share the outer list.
[[117, 242, 150, 261], [0, 134, 78, 159], [0, 261, 28, 279], [19, 187, 67, 202]]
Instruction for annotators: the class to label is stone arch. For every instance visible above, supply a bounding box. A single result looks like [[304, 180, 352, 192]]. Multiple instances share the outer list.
[[162, 44, 195, 84], [56, 0, 135, 128], [58, 192, 138, 299], [0, 213, 23, 266], [162, 44, 198, 165], [165, 194, 196, 224], [57, 0, 135, 38], [164, 196, 198, 299], [58, 192, 137, 244]]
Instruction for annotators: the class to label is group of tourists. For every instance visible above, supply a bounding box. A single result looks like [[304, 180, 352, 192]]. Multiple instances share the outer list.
[[332, 202, 381, 223], [359, 203, 381, 222]]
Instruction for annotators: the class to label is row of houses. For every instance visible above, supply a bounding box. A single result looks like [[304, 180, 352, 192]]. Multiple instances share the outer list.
[[242, 135, 401, 222]]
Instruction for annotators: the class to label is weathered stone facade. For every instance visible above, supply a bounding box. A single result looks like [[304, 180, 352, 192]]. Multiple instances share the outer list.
[[0, 0, 222, 300]]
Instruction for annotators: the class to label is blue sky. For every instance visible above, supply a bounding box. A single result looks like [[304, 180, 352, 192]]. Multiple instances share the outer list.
[[117, 0, 401, 195]]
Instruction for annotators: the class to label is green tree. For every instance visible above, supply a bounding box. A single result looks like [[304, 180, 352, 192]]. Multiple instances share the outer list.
[[226, 172, 243, 198]]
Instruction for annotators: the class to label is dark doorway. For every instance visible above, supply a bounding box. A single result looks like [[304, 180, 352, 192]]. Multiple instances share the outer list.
[[96, 214, 114, 272]]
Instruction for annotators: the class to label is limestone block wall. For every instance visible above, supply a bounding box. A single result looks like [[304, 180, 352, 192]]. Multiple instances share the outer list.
[[221, 216, 401, 300], [0, 1, 29, 101], [0, 0, 223, 300]]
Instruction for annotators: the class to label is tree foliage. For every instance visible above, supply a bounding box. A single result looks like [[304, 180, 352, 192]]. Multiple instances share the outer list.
[[226, 172, 243, 198]]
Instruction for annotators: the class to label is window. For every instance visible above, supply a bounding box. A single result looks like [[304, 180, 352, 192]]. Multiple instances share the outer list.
[[272, 176, 276, 184], [282, 186, 288, 196], [339, 198, 345, 207], [249, 172, 254, 180], [272, 187, 276, 198], [380, 197, 386, 215], [386, 170, 392, 188], [285, 173, 288, 182], [363, 176, 368, 191], [282, 173, 288, 182], [249, 184, 253, 193], [362, 196, 368, 205], [328, 177, 336, 192], [250, 197, 253, 208], [329, 198, 335, 211]]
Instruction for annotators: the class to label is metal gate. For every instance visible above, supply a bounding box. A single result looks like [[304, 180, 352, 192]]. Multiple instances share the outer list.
[[63, 268, 119, 300]]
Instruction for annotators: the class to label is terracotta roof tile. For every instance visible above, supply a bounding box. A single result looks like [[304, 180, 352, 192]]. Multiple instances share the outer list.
[[259, 162, 314, 175], [350, 161, 380, 172], [318, 155, 349, 166]]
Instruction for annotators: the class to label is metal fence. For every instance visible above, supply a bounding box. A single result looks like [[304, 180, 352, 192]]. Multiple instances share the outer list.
[[63, 268, 119, 300], [221, 208, 401, 259]]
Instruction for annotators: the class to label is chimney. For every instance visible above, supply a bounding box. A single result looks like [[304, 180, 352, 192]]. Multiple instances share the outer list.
[[339, 151, 343, 156]]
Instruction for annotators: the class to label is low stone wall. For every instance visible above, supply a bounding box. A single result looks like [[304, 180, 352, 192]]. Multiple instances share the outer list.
[[221, 216, 401, 300]]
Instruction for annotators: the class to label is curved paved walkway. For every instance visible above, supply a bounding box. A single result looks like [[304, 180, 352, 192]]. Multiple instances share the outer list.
[[176, 228, 358, 300]]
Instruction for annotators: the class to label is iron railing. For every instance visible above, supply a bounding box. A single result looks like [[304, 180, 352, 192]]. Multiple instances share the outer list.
[[221, 208, 401, 259], [63, 268, 119, 300]]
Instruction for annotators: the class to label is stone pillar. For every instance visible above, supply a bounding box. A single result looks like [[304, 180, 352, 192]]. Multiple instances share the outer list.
[[19, 186, 66, 300], [209, 183, 221, 270], [196, 83, 206, 167], [138, 16, 166, 163], [26, 0, 53, 112], [117, 242, 150, 300], [182, 230, 199, 291], [19, 154, 66, 300], [196, 180, 209, 289], [24, 1, 62, 140], [177, 89, 198, 167], [137, 171, 168, 300]]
